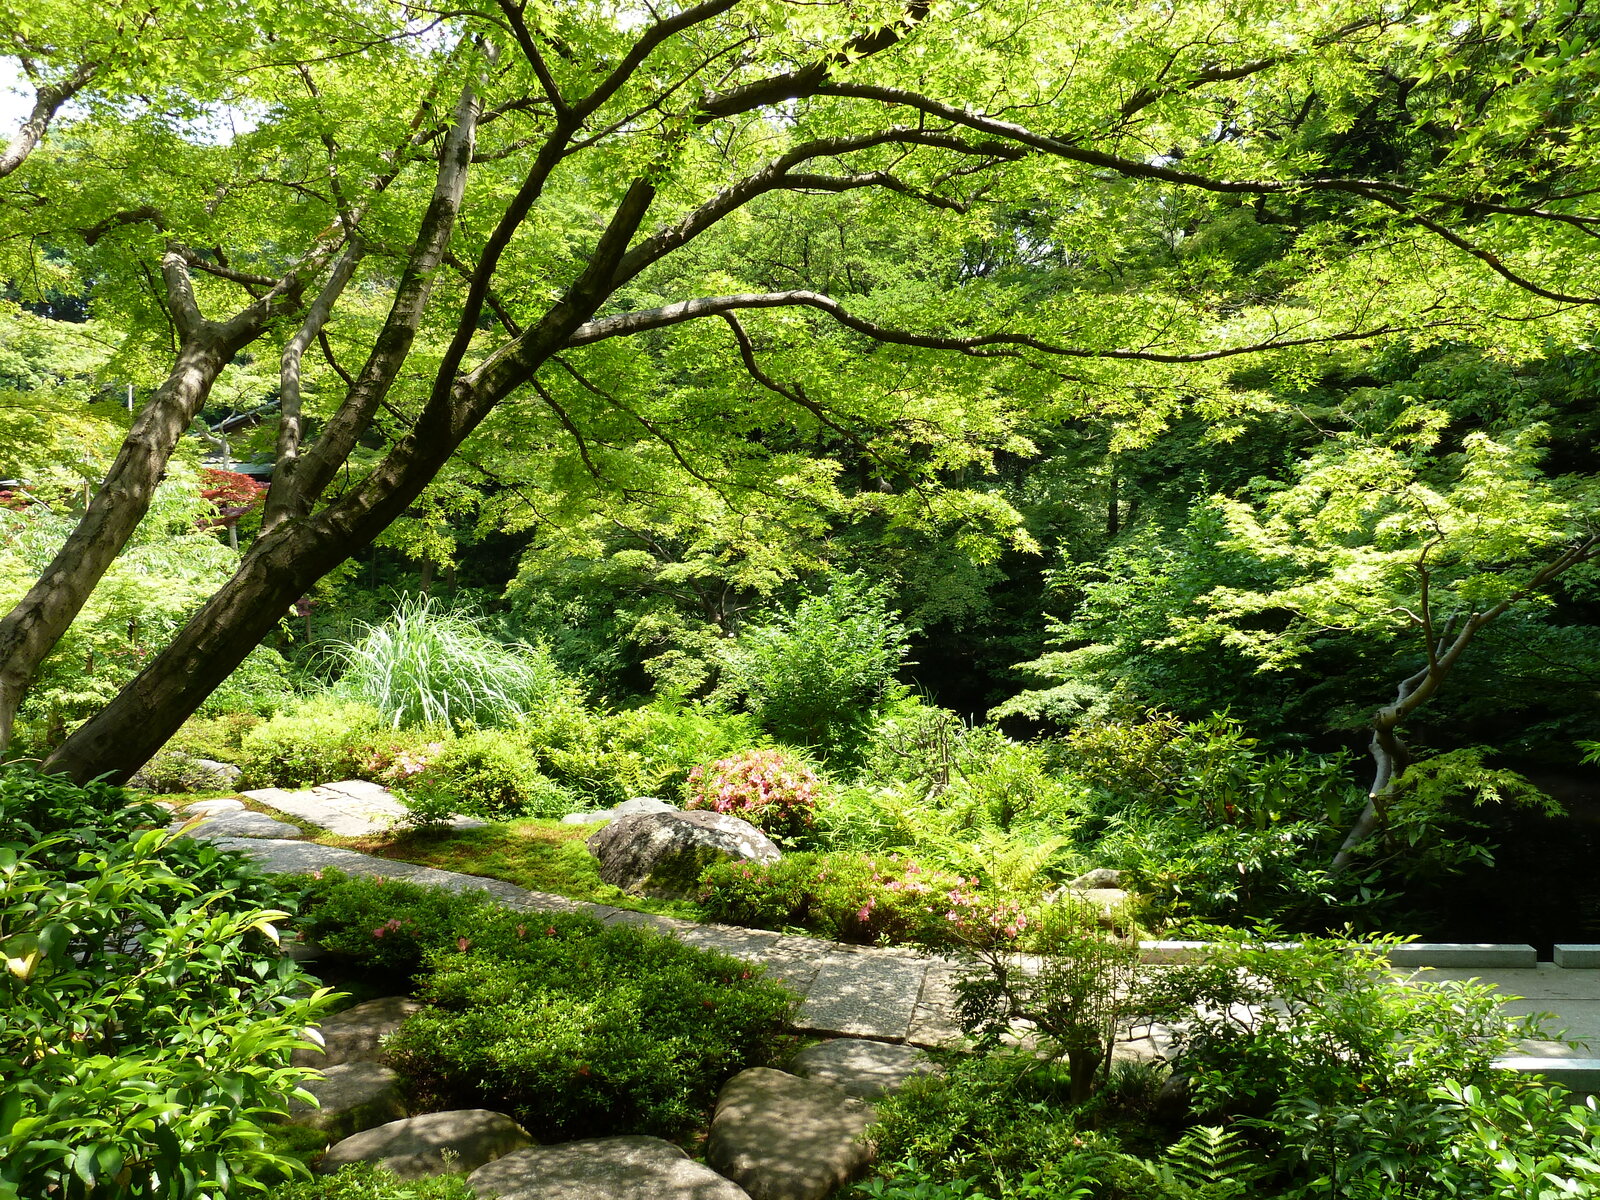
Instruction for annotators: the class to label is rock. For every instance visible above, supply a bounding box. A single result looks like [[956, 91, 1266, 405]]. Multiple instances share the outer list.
[[789, 1039, 934, 1101], [1075, 888, 1132, 916], [1068, 868, 1123, 889], [706, 1068, 876, 1200], [171, 810, 302, 839], [131, 752, 244, 793], [587, 810, 780, 898], [182, 797, 246, 816], [560, 796, 677, 826], [293, 996, 422, 1067], [320, 1109, 531, 1178], [469, 1136, 751, 1200], [613, 796, 677, 817], [286, 1062, 407, 1139]]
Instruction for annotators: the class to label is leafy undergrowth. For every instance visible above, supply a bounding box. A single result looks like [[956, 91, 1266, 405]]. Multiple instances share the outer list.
[[327, 819, 699, 919]]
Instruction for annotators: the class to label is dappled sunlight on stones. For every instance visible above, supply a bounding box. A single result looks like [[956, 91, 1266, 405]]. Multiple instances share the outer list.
[[292, 996, 421, 1068], [795, 952, 926, 1042], [789, 1038, 934, 1101], [286, 1061, 406, 1139], [469, 1136, 752, 1200], [707, 1068, 876, 1200], [320, 1109, 531, 1178]]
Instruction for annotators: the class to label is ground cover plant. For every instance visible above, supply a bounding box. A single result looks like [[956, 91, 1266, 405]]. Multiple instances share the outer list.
[[290, 871, 795, 1141]]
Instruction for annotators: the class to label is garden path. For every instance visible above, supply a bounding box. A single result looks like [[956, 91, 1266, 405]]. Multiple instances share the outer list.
[[209, 784, 1600, 1089]]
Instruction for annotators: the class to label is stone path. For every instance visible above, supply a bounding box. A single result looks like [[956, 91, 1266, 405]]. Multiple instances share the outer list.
[[223, 837, 974, 1048], [213, 783, 1600, 1081]]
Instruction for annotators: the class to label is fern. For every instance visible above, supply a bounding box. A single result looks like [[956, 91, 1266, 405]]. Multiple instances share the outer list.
[[1143, 1126, 1263, 1199]]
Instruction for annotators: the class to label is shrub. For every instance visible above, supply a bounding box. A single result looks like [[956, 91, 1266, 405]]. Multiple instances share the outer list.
[[687, 748, 820, 843], [238, 698, 386, 788], [861, 1056, 1147, 1200], [0, 765, 331, 1199], [697, 851, 1025, 947], [288, 871, 501, 983], [273, 1164, 476, 1200], [730, 574, 909, 763], [329, 594, 588, 730], [410, 729, 574, 819], [548, 700, 765, 807], [292, 873, 794, 1141]]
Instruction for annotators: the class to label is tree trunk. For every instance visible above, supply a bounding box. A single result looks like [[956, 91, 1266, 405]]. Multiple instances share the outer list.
[[0, 321, 266, 755]]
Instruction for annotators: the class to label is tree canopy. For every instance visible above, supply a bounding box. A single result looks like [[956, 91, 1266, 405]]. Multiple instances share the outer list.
[[1, 0, 1597, 803]]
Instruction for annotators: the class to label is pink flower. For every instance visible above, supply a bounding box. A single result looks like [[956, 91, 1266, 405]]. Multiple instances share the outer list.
[[457, 937, 471, 952]]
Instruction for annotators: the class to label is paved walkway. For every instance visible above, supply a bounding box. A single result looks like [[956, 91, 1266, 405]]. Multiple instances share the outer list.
[[203, 783, 1600, 1082]]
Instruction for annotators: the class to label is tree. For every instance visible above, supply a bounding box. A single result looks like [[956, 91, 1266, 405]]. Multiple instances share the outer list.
[[1173, 408, 1597, 866], [4, 0, 1600, 778]]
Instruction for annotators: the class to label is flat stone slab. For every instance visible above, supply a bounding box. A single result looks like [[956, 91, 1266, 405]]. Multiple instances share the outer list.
[[789, 1038, 933, 1100], [470, 1136, 750, 1200], [294, 995, 422, 1067], [905, 959, 968, 1049], [707, 1068, 875, 1200], [182, 798, 245, 816], [172, 811, 302, 839], [1557, 945, 1600, 969], [1495, 1057, 1600, 1092], [1385, 943, 1537, 969], [243, 782, 411, 837], [322, 1109, 531, 1178], [287, 1062, 406, 1139], [794, 952, 926, 1041]]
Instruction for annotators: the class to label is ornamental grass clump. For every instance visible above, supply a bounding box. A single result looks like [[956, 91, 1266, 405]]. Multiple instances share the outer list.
[[686, 748, 819, 842], [328, 594, 584, 730]]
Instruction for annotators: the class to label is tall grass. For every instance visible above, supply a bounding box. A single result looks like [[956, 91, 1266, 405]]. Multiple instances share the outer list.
[[327, 595, 577, 729]]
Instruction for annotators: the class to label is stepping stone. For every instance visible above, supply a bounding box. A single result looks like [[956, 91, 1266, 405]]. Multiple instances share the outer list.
[[706, 1068, 875, 1200], [182, 798, 245, 816], [244, 782, 411, 838], [321, 1109, 531, 1178], [794, 952, 926, 1041], [790, 1038, 934, 1100], [470, 1136, 750, 1200], [905, 959, 968, 1049], [172, 811, 302, 839], [286, 1062, 406, 1139], [293, 996, 422, 1067]]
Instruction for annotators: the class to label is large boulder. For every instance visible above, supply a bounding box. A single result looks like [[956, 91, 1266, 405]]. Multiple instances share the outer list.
[[320, 1109, 531, 1178], [470, 1136, 751, 1200], [587, 810, 780, 898], [705, 1068, 876, 1200]]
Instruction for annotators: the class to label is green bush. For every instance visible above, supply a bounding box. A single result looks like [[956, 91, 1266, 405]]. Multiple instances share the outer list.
[[547, 700, 764, 807], [861, 1056, 1150, 1200], [0, 765, 331, 1200], [238, 698, 386, 788], [292, 872, 794, 1141], [288, 871, 500, 984], [272, 1163, 476, 1200], [410, 729, 574, 819], [329, 595, 588, 731], [697, 851, 1025, 948], [730, 574, 909, 764], [686, 748, 821, 843]]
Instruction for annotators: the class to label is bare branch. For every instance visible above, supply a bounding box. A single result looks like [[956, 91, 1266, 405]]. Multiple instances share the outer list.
[[565, 287, 1460, 362], [277, 241, 365, 469], [0, 62, 97, 179]]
